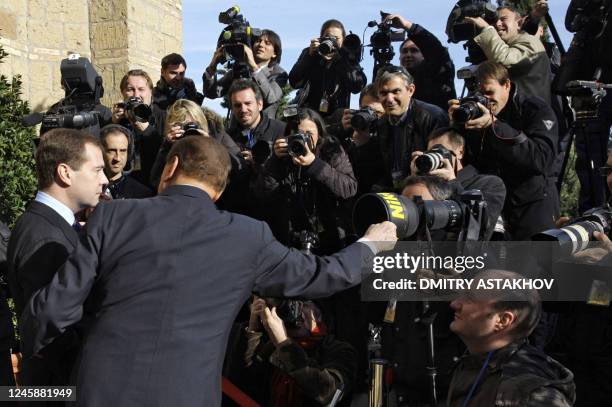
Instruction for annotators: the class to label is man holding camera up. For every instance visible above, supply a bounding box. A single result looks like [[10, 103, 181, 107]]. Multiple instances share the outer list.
[[152, 53, 204, 111], [383, 13, 457, 111], [449, 61, 558, 240], [465, 4, 552, 105], [112, 69, 165, 189], [410, 127, 506, 240], [373, 66, 448, 191]]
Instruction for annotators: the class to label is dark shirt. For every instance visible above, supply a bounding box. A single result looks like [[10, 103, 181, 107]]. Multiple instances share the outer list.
[[107, 174, 154, 199]]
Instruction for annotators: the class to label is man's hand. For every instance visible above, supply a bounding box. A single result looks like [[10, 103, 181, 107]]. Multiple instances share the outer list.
[[292, 141, 316, 167], [111, 103, 126, 124], [531, 0, 548, 20], [594, 231, 612, 253], [341, 109, 354, 130], [241, 149, 254, 163], [243, 44, 258, 71], [464, 16, 490, 30], [464, 103, 494, 130], [261, 307, 289, 347], [132, 120, 150, 133], [572, 232, 612, 264], [206, 46, 225, 74], [383, 14, 413, 31], [430, 158, 456, 181], [363, 221, 398, 252], [352, 129, 371, 147], [410, 151, 424, 175], [273, 138, 288, 158]]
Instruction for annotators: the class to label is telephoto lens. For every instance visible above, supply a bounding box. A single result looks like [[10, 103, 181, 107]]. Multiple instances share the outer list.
[[452, 94, 488, 124], [415, 145, 454, 175]]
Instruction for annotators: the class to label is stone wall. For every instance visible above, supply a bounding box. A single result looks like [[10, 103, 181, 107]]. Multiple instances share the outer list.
[[0, 0, 182, 111]]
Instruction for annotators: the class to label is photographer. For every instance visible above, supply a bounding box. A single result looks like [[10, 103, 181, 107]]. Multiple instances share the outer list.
[[111, 69, 166, 188], [383, 13, 457, 111], [466, 4, 552, 105], [373, 65, 448, 191], [100, 125, 153, 199], [449, 61, 559, 240], [289, 19, 366, 118], [235, 297, 356, 406], [257, 108, 357, 252], [152, 53, 204, 111], [410, 127, 506, 240], [204, 29, 288, 119]]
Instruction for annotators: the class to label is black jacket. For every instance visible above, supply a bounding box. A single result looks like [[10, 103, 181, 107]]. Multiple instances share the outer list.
[[451, 165, 507, 240], [257, 140, 358, 251], [152, 77, 204, 111], [405, 24, 457, 110], [0, 222, 15, 353], [289, 48, 366, 116], [107, 174, 154, 199], [375, 99, 449, 190], [226, 114, 286, 151], [464, 85, 558, 238]]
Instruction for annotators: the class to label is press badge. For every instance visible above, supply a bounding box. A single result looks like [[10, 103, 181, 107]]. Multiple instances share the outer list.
[[319, 97, 329, 113], [587, 279, 611, 307]]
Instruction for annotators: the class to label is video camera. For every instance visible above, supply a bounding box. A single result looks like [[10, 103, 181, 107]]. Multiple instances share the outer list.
[[367, 11, 406, 77], [353, 190, 487, 241], [415, 145, 454, 175], [23, 54, 104, 135], [533, 204, 612, 257], [447, 0, 497, 68], [452, 93, 488, 124], [216, 6, 261, 79]]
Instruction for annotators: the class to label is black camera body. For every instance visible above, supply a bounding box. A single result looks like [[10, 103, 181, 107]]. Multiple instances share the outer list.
[[286, 131, 313, 158], [182, 122, 201, 136], [318, 35, 339, 57], [415, 145, 454, 175], [119, 96, 152, 123], [263, 298, 304, 329], [367, 12, 406, 69], [217, 6, 261, 74], [446, 0, 498, 43], [251, 139, 273, 165], [351, 107, 378, 132], [452, 94, 488, 124]]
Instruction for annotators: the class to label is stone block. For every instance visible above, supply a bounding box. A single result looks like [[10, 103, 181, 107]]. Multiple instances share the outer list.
[[64, 23, 90, 51], [0, 10, 18, 40], [27, 0, 46, 21], [28, 19, 64, 49]]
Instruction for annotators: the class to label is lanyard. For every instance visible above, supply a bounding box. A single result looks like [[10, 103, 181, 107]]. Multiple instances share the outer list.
[[461, 351, 493, 407]]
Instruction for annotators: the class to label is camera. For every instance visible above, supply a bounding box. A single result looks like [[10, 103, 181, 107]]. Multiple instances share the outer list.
[[353, 190, 486, 240], [318, 35, 339, 57], [286, 131, 313, 158], [216, 6, 261, 76], [532, 204, 612, 256], [118, 96, 152, 123], [23, 54, 104, 135], [415, 145, 454, 175], [367, 11, 406, 73], [452, 93, 488, 124], [351, 107, 378, 132], [263, 298, 304, 329], [446, 0, 498, 44], [182, 122, 201, 136]]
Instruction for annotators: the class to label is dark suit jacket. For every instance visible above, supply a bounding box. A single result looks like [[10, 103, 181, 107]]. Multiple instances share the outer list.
[[7, 200, 80, 389], [20, 185, 374, 407]]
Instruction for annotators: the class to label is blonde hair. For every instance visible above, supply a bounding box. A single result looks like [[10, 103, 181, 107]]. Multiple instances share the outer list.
[[165, 99, 209, 135]]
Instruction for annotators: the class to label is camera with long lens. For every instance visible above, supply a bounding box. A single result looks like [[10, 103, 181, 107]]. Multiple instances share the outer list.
[[452, 93, 488, 124], [351, 107, 378, 132], [23, 54, 104, 136], [446, 1, 497, 65], [415, 145, 454, 175], [353, 190, 486, 240], [118, 96, 152, 123], [532, 204, 612, 257], [286, 131, 313, 158], [182, 122, 201, 136], [216, 6, 261, 78], [251, 139, 272, 164]]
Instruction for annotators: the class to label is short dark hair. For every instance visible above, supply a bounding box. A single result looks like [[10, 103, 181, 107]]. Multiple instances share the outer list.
[[402, 175, 453, 200], [35, 128, 102, 190], [283, 108, 329, 145], [119, 69, 154, 92], [166, 136, 231, 192], [497, 5, 522, 18], [260, 29, 282, 65], [476, 61, 511, 86], [359, 84, 379, 105], [475, 269, 542, 340], [161, 53, 187, 69], [227, 78, 263, 104], [100, 124, 133, 156], [320, 19, 346, 39], [428, 127, 465, 148], [375, 65, 415, 91]]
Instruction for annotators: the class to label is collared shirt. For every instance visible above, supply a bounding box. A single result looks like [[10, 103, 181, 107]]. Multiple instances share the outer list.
[[34, 191, 75, 226]]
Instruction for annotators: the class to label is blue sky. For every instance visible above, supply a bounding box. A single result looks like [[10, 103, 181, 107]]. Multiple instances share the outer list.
[[182, 1, 573, 115]]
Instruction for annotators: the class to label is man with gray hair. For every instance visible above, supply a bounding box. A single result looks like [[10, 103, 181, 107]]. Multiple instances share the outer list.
[[373, 65, 448, 191], [447, 269, 575, 407]]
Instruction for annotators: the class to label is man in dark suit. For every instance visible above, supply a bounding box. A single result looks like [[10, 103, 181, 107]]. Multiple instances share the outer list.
[[20, 136, 397, 407], [7, 128, 108, 389]]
